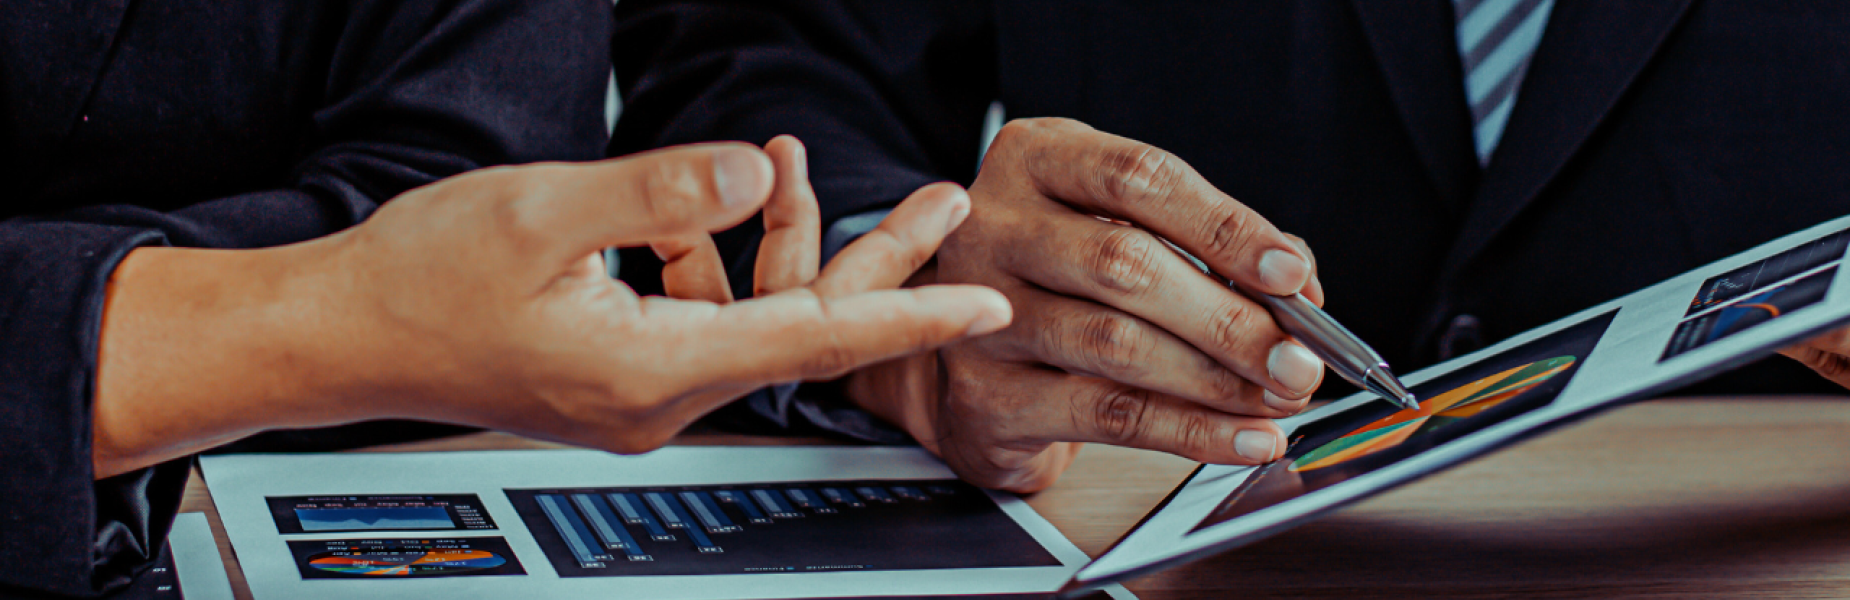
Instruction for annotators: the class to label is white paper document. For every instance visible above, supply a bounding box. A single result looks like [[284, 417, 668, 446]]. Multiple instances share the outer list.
[[1060, 215, 1850, 594], [200, 447, 1135, 600], [169, 512, 236, 600]]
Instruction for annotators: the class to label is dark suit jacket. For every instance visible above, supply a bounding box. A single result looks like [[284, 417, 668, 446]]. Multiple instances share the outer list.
[[612, 0, 1850, 404], [0, 0, 610, 596]]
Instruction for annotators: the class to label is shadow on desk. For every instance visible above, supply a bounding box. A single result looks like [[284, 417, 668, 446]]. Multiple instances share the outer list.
[[1125, 396, 1850, 599]]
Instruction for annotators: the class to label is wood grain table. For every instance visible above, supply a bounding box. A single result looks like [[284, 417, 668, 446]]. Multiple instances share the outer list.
[[180, 397, 1850, 599]]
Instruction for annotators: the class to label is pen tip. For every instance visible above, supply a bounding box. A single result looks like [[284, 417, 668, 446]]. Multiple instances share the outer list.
[[1363, 365, 1418, 411]]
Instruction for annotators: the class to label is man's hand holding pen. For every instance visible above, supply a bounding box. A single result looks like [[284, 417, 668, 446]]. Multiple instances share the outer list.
[[841, 118, 1332, 492]]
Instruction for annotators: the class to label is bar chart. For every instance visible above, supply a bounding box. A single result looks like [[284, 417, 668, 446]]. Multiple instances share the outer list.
[[504, 479, 1060, 577]]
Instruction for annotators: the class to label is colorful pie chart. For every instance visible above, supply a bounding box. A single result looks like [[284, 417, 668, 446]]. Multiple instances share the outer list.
[[1291, 356, 1577, 472], [307, 549, 507, 576]]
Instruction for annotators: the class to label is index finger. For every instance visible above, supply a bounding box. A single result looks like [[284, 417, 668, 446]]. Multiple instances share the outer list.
[[1004, 119, 1312, 296], [682, 285, 1012, 386]]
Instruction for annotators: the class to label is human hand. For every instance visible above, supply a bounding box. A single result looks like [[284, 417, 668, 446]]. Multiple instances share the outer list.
[[1778, 327, 1850, 389], [337, 140, 1013, 453], [92, 141, 1009, 476], [642, 136, 998, 420], [844, 118, 1326, 492]]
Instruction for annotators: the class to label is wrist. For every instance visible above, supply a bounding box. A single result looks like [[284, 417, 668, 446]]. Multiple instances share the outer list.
[[92, 238, 379, 476]]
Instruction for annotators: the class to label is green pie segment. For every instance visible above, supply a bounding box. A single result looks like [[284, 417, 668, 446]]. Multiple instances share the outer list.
[[1292, 419, 1420, 471]]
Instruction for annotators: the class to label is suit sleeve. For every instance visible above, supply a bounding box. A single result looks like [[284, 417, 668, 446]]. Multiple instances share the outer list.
[[609, 0, 996, 440], [0, 0, 611, 596]]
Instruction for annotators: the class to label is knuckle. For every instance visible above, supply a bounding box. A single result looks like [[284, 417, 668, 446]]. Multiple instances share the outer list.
[[1076, 312, 1151, 378], [1809, 349, 1850, 380], [488, 173, 564, 247], [1205, 299, 1268, 359], [1098, 143, 1177, 204], [1207, 367, 1254, 401], [995, 117, 1086, 177], [1085, 228, 1161, 295], [493, 199, 549, 254], [634, 158, 706, 227], [992, 117, 1074, 156], [1173, 414, 1222, 459], [992, 119, 1036, 150], [1200, 204, 1261, 264], [1000, 117, 1080, 141], [1091, 388, 1154, 445]]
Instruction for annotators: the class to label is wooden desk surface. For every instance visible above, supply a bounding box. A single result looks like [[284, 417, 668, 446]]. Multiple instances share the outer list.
[[181, 397, 1850, 599]]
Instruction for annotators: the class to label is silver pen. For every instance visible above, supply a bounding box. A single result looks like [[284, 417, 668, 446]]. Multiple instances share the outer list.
[[1154, 235, 1419, 410]]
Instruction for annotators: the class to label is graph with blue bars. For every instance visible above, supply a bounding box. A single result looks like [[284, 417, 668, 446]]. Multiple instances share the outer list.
[[504, 479, 1059, 577]]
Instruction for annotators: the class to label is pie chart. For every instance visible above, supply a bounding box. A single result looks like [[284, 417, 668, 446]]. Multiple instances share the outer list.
[[307, 548, 507, 576], [1291, 356, 1577, 472]]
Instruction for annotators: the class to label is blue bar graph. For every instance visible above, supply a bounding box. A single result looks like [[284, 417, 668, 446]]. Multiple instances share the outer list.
[[785, 488, 836, 514], [537, 494, 613, 566], [508, 478, 1062, 578], [750, 489, 802, 518], [803, 488, 838, 513], [651, 493, 721, 553], [820, 488, 864, 508], [684, 492, 742, 533], [612, 493, 674, 541], [644, 493, 688, 530], [572, 494, 651, 560], [891, 486, 930, 501], [572, 495, 627, 549], [854, 486, 897, 504], [714, 490, 772, 524]]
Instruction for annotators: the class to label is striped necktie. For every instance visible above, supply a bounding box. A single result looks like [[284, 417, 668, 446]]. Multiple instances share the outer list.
[[1454, 0, 1556, 165]]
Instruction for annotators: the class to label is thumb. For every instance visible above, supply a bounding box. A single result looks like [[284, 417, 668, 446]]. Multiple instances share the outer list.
[[523, 143, 774, 266]]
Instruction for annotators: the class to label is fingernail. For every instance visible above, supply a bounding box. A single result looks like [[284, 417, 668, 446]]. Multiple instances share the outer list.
[[966, 308, 1010, 336], [1263, 390, 1301, 413], [789, 138, 809, 181], [964, 293, 1013, 336], [1268, 341, 1323, 397], [1235, 430, 1277, 462], [1258, 249, 1310, 294], [944, 193, 972, 236], [713, 148, 768, 208]]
